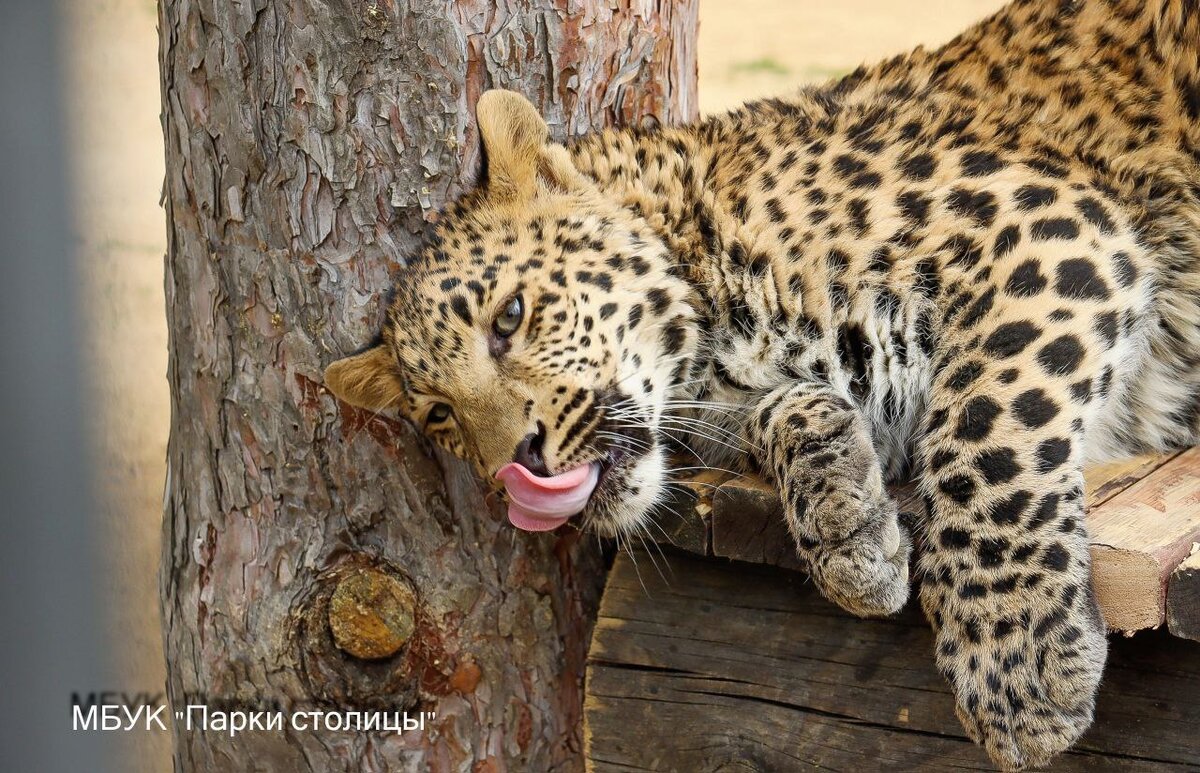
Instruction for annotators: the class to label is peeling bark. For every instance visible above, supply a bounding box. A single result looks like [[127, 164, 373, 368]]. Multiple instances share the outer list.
[[158, 1, 697, 770]]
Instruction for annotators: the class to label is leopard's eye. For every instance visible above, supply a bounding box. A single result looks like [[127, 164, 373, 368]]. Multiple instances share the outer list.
[[427, 403, 453, 425], [493, 295, 524, 338]]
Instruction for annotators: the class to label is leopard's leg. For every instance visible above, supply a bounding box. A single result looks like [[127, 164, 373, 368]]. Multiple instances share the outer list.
[[747, 382, 910, 617], [918, 328, 1108, 770]]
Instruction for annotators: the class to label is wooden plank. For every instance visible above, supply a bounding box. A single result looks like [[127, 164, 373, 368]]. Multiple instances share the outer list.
[[1167, 545, 1200, 642], [585, 550, 1200, 772], [710, 475, 803, 570], [649, 469, 726, 554], [1088, 447, 1200, 632], [658, 450, 1199, 634], [1086, 451, 1180, 509]]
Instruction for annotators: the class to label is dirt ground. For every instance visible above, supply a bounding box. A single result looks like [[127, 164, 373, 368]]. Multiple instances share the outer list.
[[699, 0, 1005, 113], [67, 1, 1004, 769]]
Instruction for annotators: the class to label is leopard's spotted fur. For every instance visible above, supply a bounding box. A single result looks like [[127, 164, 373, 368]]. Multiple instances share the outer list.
[[325, 0, 1200, 768]]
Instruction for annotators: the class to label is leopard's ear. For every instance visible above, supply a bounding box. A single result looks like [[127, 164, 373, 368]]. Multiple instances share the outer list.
[[476, 89, 574, 200], [323, 344, 404, 412]]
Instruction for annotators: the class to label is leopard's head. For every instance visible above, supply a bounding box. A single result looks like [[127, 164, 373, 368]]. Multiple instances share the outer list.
[[325, 91, 701, 537]]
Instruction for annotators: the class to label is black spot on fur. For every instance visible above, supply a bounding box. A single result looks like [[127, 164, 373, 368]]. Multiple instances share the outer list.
[[1036, 437, 1072, 473], [959, 287, 996, 329], [1111, 252, 1137, 288], [958, 582, 987, 600], [940, 527, 972, 549], [1014, 184, 1057, 210], [946, 188, 998, 227], [868, 246, 893, 272], [850, 171, 883, 189], [830, 282, 849, 310], [946, 361, 984, 391], [897, 191, 932, 226], [955, 395, 1003, 441], [961, 150, 1003, 177], [929, 448, 956, 472], [977, 537, 1010, 568], [647, 288, 671, 316], [993, 225, 1021, 259], [847, 198, 871, 236], [944, 235, 983, 269], [983, 321, 1041, 357], [833, 153, 868, 177], [977, 447, 1022, 484], [1076, 196, 1116, 234], [576, 270, 613, 291], [837, 324, 872, 396], [1012, 389, 1059, 428], [661, 319, 687, 356], [1037, 334, 1085, 376], [914, 258, 941, 298], [1055, 258, 1111, 300], [450, 295, 472, 326], [1041, 543, 1071, 571], [1094, 311, 1118, 347], [1030, 217, 1081, 241], [939, 474, 977, 505], [991, 490, 1032, 525], [1034, 608, 1068, 638], [827, 248, 850, 273], [900, 152, 936, 180], [1029, 493, 1060, 530], [1005, 259, 1047, 297]]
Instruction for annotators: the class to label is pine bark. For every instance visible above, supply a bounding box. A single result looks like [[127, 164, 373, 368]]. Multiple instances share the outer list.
[[157, 1, 697, 770]]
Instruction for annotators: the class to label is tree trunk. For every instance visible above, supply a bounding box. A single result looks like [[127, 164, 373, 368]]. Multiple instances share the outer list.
[[158, 2, 697, 770]]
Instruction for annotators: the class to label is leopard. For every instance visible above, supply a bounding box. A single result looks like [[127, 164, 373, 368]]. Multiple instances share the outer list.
[[323, 0, 1200, 768]]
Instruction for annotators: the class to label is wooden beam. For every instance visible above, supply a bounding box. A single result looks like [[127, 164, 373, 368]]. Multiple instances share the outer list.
[[1167, 546, 1200, 642], [651, 450, 1200, 634], [1088, 448, 1200, 632], [711, 475, 803, 570], [586, 550, 1200, 772], [1084, 451, 1182, 507], [653, 469, 725, 555]]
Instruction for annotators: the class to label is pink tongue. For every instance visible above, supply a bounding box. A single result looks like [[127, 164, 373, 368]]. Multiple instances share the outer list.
[[495, 462, 600, 532]]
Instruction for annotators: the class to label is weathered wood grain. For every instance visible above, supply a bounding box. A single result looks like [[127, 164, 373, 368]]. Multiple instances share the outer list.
[[653, 469, 726, 555], [711, 475, 804, 571], [1085, 452, 1181, 507], [1167, 546, 1200, 641], [158, 1, 697, 770], [586, 550, 1200, 772], [1089, 447, 1200, 632], [657, 450, 1200, 633]]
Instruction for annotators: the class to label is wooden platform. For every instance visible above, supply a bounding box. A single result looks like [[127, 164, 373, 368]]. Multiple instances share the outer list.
[[653, 451, 1200, 636], [585, 550, 1200, 772]]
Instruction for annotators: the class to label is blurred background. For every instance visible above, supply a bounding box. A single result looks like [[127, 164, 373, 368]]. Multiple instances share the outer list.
[[65, 1, 1005, 769]]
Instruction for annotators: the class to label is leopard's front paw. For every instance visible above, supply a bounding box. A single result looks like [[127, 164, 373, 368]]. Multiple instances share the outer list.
[[805, 498, 911, 617], [928, 587, 1107, 771]]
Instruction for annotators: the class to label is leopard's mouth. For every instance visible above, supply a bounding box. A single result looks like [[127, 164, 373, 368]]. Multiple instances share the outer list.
[[578, 422, 661, 536], [594, 437, 634, 490]]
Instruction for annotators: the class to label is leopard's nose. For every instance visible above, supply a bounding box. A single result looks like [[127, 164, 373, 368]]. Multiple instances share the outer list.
[[512, 422, 550, 476]]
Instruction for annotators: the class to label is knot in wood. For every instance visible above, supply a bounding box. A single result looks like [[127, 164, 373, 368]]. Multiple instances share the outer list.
[[327, 567, 415, 660]]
